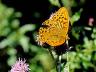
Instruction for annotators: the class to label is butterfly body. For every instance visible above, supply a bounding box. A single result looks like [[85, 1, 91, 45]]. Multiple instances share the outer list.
[[37, 7, 69, 46]]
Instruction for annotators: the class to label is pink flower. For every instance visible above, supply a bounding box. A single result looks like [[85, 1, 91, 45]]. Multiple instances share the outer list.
[[88, 17, 94, 26], [10, 58, 30, 72]]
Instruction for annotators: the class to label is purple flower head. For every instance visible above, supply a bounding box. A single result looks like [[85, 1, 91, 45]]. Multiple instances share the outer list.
[[10, 58, 30, 72]]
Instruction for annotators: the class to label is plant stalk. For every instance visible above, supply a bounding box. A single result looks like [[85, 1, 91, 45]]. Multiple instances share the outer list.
[[56, 55, 62, 72]]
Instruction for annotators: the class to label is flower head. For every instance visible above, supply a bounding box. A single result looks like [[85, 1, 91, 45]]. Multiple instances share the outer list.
[[10, 58, 30, 72], [88, 17, 94, 26]]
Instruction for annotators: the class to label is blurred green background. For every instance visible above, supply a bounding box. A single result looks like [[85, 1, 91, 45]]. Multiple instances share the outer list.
[[0, 0, 96, 72]]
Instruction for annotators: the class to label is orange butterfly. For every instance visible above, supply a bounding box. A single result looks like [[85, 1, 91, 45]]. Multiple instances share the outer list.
[[37, 7, 69, 47]]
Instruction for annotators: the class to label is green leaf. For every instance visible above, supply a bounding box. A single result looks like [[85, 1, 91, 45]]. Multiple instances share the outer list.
[[19, 36, 29, 52], [19, 24, 36, 34], [11, 19, 20, 29], [7, 47, 17, 55], [49, 0, 60, 7], [71, 8, 83, 25], [7, 56, 16, 66]]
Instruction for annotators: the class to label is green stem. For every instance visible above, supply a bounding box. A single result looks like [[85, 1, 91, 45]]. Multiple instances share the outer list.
[[57, 55, 62, 72], [48, 49, 55, 60]]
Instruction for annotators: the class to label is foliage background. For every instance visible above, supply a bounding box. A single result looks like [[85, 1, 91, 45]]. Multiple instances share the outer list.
[[0, 0, 96, 72]]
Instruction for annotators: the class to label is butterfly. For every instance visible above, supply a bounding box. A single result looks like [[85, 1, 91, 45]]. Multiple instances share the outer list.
[[37, 7, 69, 47]]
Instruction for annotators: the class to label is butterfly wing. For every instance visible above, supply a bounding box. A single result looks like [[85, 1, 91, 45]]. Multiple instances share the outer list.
[[37, 7, 69, 46]]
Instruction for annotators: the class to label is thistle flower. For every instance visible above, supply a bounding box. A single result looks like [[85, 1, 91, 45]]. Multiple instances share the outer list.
[[10, 58, 30, 72]]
